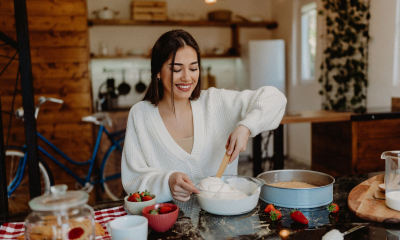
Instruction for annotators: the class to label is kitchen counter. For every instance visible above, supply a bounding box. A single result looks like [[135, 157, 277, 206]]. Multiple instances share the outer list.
[[6, 171, 393, 239], [4, 172, 399, 239]]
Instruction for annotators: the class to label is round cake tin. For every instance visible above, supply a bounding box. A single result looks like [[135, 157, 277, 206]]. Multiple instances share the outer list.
[[257, 170, 335, 208]]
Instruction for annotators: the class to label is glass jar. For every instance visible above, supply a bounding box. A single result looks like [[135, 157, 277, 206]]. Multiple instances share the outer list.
[[381, 151, 400, 211], [24, 184, 95, 240]]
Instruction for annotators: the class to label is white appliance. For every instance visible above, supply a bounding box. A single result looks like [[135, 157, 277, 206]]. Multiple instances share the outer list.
[[249, 40, 285, 93]]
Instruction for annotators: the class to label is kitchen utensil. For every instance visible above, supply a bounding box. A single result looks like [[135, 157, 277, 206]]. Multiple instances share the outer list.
[[343, 225, 367, 236], [117, 69, 131, 95], [348, 174, 400, 222], [135, 69, 147, 93], [142, 203, 179, 232], [257, 170, 335, 208], [106, 215, 148, 240], [196, 175, 265, 215], [322, 225, 367, 240], [381, 151, 400, 211], [207, 10, 232, 22], [124, 194, 156, 215], [92, 7, 119, 20], [215, 153, 230, 178], [25, 185, 95, 239]]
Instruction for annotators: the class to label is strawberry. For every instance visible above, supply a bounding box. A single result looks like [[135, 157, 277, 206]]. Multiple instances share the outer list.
[[141, 196, 153, 202], [264, 204, 276, 213], [270, 209, 281, 221], [290, 210, 309, 224], [140, 190, 150, 197], [149, 209, 159, 215], [159, 206, 172, 214], [327, 203, 339, 213], [128, 192, 141, 202]]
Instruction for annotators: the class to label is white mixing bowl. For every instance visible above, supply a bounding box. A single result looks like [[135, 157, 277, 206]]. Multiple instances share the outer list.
[[196, 175, 265, 215]]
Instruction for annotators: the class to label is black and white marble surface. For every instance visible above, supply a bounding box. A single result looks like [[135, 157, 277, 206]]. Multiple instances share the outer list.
[[8, 171, 400, 239], [144, 171, 400, 240]]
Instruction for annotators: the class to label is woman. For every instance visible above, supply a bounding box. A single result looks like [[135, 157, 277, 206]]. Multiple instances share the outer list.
[[121, 29, 287, 203]]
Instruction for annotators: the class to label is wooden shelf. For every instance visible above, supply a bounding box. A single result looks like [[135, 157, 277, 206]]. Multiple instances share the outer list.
[[88, 19, 278, 58], [88, 19, 278, 29]]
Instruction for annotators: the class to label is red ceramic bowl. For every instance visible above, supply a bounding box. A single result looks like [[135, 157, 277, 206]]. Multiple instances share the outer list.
[[142, 203, 179, 232]]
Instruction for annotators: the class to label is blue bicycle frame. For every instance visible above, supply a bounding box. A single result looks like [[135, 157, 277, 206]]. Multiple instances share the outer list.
[[7, 125, 125, 196]]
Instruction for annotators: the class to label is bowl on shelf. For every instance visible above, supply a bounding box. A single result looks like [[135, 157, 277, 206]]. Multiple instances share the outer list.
[[207, 10, 232, 22], [124, 194, 156, 215], [196, 175, 265, 215], [142, 203, 179, 232]]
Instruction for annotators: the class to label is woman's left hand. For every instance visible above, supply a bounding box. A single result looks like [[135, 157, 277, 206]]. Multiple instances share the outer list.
[[225, 125, 251, 163]]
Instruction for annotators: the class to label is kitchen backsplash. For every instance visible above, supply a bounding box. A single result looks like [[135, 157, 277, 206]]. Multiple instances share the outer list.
[[90, 58, 248, 111]]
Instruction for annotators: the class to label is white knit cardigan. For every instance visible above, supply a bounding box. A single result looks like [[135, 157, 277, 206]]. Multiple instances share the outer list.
[[121, 86, 287, 204]]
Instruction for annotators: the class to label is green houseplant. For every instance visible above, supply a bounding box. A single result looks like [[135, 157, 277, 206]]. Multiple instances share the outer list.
[[318, 0, 371, 113]]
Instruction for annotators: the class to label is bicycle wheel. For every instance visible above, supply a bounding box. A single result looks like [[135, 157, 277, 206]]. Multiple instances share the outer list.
[[6, 150, 51, 213], [102, 140, 124, 200]]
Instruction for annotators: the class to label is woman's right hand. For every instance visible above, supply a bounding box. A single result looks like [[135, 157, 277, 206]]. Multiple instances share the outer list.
[[168, 172, 199, 202]]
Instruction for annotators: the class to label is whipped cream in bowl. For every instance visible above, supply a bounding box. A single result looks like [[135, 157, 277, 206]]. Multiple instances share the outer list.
[[195, 175, 265, 215]]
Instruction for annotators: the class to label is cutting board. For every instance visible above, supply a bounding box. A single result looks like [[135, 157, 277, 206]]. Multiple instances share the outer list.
[[348, 174, 400, 222]]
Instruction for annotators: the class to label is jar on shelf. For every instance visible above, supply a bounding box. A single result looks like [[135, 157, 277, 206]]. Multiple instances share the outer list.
[[24, 184, 95, 240]]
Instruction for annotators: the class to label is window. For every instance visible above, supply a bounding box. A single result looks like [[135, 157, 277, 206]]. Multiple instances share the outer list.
[[300, 2, 317, 81]]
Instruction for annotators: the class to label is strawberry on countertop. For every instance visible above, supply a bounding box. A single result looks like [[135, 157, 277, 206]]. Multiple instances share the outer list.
[[290, 210, 309, 225], [328, 203, 339, 213], [264, 204, 276, 213], [270, 209, 282, 221]]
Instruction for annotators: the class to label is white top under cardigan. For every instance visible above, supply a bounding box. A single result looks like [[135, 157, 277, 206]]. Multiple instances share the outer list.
[[121, 86, 287, 205]]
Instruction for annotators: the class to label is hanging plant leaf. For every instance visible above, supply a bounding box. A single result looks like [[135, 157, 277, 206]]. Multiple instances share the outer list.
[[347, 46, 356, 56], [319, 0, 369, 113], [326, 16, 334, 26], [354, 83, 362, 96], [350, 0, 359, 7]]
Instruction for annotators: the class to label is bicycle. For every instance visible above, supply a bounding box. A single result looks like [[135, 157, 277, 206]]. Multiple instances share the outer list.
[[6, 96, 126, 212]]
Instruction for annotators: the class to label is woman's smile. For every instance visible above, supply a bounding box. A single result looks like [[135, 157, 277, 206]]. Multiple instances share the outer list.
[[176, 83, 192, 92]]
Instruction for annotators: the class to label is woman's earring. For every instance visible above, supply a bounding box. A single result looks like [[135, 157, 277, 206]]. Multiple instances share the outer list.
[[157, 78, 161, 82]]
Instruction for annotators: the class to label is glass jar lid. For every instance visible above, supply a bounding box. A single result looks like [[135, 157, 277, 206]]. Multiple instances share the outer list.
[[29, 184, 89, 211]]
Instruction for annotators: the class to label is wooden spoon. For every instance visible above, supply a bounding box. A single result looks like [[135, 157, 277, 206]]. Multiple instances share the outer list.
[[216, 153, 231, 178]]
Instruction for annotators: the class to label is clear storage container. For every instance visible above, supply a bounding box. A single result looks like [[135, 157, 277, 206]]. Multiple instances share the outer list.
[[24, 184, 95, 240], [382, 151, 400, 211]]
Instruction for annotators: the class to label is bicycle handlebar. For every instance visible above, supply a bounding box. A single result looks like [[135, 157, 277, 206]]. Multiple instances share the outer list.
[[15, 96, 64, 120]]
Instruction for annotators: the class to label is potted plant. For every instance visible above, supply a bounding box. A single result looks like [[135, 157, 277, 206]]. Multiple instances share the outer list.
[[318, 0, 371, 113]]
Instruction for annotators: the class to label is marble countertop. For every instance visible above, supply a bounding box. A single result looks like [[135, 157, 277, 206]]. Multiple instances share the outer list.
[[144, 171, 398, 240]]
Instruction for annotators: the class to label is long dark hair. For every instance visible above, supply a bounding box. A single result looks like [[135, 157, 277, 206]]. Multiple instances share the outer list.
[[142, 29, 202, 109]]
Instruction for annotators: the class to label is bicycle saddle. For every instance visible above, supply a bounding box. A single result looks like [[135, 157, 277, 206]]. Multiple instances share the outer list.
[[82, 112, 112, 127]]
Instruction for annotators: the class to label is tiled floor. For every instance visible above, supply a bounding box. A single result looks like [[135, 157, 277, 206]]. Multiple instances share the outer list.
[[238, 157, 311, 177]]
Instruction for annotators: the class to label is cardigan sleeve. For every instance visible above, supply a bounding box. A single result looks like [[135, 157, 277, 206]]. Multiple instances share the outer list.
[[217, 86, 287, 137], [121, 108, 175, 203]]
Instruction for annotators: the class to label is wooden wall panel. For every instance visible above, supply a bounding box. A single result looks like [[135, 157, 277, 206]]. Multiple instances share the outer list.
[[0, 1, 86, 16], [2, 31, 88, 47], [2, 77, 91, 95], [0, 16, 88, 31], [0, 0, 97, 212]]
